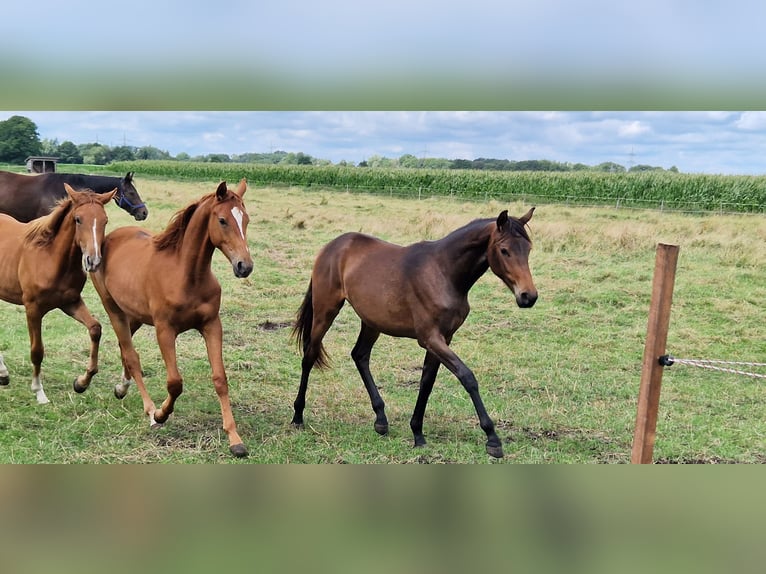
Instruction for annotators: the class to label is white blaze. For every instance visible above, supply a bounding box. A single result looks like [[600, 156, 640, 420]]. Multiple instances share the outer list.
[[231, 206, 246, 240], [91, 219, 101, 259]]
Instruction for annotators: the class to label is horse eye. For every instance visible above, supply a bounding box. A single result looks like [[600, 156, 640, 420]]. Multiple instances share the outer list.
[[219, 217, 227, 226], [74, 216, 82, 225], [500, 248, 510, 256]]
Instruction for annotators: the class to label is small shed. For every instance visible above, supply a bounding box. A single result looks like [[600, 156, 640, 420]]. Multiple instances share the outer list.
[[25, 156, 59, 173]]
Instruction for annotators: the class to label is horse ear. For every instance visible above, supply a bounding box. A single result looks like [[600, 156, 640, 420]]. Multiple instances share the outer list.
[[100, 188, 118, 204], [216, 181, 228, 201], [233, 178, 247, 198], [496, 210, 509, 229], [64, 182, 77, 200], [518, 207, 536, 225], [124, 171, 133, 182]]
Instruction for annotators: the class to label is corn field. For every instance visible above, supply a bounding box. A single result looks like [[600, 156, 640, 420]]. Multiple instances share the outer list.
[[109, 161, 766, 213]]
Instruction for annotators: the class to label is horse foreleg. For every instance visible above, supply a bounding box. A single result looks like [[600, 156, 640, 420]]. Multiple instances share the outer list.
[[24, 309, 48, 404], [410, 351, 442, 448], [0, 353, 9, 386], [424, 337, 503, 458], [153, 324, 182, 426], [201, 318, 247, 458], [62, 299, 101, 393], [351, 323, 388, 434]]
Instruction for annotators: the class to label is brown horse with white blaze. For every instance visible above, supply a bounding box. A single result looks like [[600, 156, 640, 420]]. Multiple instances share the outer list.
[[89, 180, 253, 458], [292, 208, 537, 458], [0, 184, 115, 403]]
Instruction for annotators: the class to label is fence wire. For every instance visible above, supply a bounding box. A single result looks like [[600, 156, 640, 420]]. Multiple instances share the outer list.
[[661, 355, 766, 379]]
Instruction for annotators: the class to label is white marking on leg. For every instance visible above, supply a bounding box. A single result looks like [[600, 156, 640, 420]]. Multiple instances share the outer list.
[[114, 370, 133, 398], [0, 353, 8, 379], [31, 375, 49, 404]]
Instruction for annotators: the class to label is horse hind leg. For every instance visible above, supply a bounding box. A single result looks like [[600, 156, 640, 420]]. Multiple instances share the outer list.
[[114, 321, 142, 399], [291, 297, 344, 429], [0, 353, 9, 386], [350, 323, 388, 435]]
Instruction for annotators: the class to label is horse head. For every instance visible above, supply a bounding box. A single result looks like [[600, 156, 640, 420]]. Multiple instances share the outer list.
[[64, 183, 115, 272], [209, 179, 253, 278], [115, 171, 148, 221], [487, 207, 538, 308]]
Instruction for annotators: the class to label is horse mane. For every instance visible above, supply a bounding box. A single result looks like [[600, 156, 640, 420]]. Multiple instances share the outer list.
[[24, 196, 74, 247], [153, 193, 214, 251]]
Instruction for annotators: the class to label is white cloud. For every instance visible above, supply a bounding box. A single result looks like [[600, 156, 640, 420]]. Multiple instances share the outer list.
[[735, 112, 766, 131]]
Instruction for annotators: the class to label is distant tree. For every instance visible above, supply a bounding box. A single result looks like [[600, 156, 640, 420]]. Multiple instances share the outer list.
[[358, 160, 368, 167], [0, 115, 42, 163], [40, 138, 60, 156], [399, 154, 420, 168], [79, 143, 109, 164], [596, 161, 626, 173], [110, 145, 136, 162], [176, 152, 191, 161], [206, 153, 230, 163], [57, 141, 83, 164], [450, 159, 473, 169], [629, 164, 663, 172], [135, 146, 170, 160], [296, 152, 313, 165]]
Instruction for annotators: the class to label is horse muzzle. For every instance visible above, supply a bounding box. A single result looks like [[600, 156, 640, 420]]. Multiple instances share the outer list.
[[82, 253, 103, 273], [132, 206, 149, 221], [232, 259, 253, 278], [515, 290, 538, 308]]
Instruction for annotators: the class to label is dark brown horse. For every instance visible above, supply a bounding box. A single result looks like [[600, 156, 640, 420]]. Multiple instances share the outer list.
[[0, 171, 147, 222], [292, 208, 537, 458], [89, 180, 253, 458], [0, 184, 115, 403]]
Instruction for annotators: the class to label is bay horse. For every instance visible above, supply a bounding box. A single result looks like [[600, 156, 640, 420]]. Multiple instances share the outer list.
[[89, 180, 254, 458], [292, 208, 537, 458], [0, 184, 115, 403], [0, 171, 148, 222]]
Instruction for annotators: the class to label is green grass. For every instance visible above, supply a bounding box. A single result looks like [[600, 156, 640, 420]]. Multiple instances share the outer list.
[[1, 178, 764, 463]]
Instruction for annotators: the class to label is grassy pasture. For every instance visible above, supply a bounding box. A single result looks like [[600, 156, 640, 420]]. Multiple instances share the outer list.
[[0, 177, 765, 463]]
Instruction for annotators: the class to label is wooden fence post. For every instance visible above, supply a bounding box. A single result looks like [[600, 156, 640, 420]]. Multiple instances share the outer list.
[[631, 243, 680, 464]]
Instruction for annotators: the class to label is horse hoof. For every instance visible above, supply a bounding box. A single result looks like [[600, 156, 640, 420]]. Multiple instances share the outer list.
[[230, 443, 249, 458], [290, 421, 305, 430], [0, 375, 9, 386], [374, 422, 389, 435], [73, 378, 87, 394], [486, 444, 504, 459], [149, 412, 163, 429], [114, 386, 128, 400]]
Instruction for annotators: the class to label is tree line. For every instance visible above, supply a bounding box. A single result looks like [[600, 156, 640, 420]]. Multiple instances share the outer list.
[[0, 114, 677, 173]]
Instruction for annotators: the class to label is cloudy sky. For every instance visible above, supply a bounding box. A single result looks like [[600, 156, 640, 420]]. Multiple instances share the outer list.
[[3, 3, 766, 174], [6, 111, 766, 175]]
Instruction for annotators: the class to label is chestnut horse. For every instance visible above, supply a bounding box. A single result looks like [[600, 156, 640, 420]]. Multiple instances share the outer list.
[[292, 208, 537, 458], [0, 171, 148, 222], [0, 184, 115, 403], [89, 180, 253, 458]]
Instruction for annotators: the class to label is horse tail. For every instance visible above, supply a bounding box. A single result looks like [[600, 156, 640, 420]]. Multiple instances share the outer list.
[[293, 280, 329, 369]]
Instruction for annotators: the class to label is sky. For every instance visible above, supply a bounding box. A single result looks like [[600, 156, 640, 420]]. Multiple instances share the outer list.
[[6, 111, 766, 175], [3, 2, 766, 174]]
